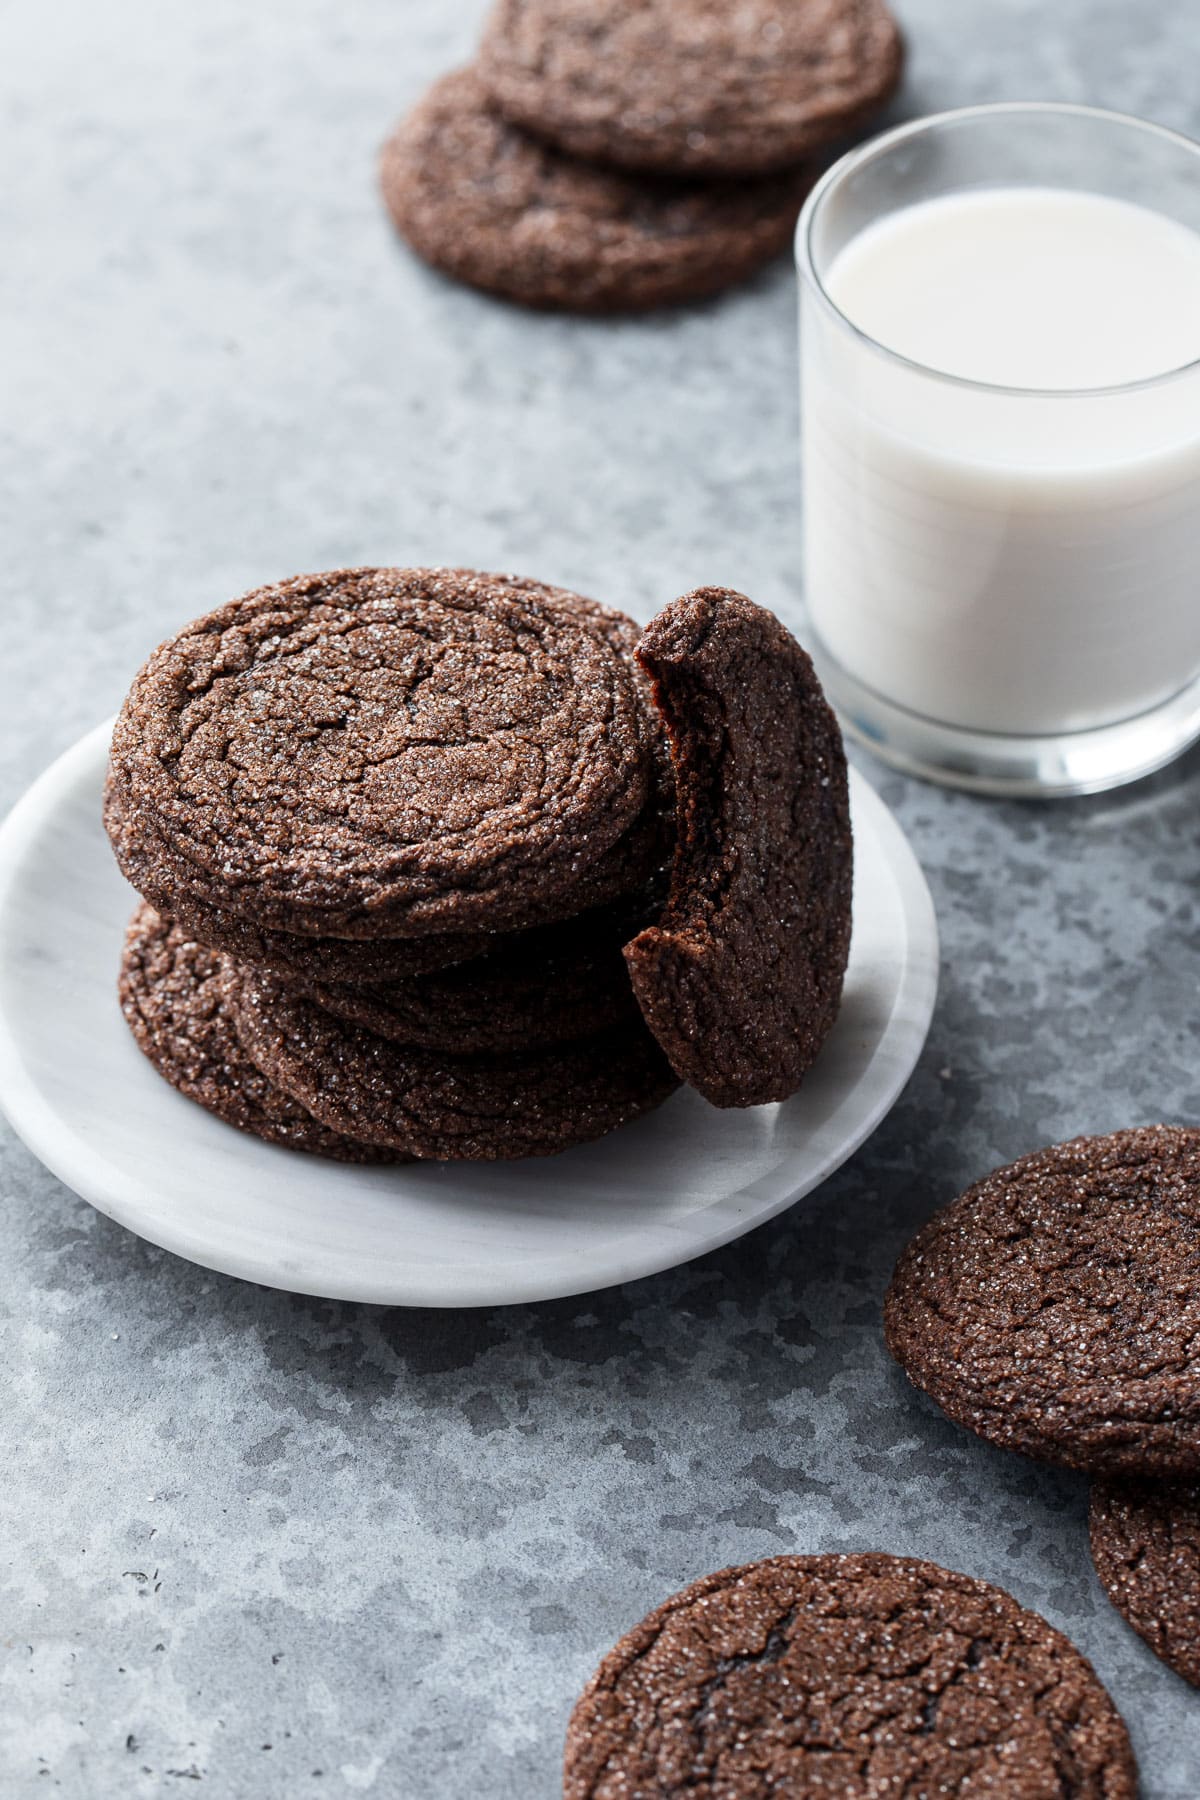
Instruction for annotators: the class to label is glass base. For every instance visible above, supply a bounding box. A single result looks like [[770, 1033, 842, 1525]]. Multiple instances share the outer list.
[[809, 646, 1200, 798]]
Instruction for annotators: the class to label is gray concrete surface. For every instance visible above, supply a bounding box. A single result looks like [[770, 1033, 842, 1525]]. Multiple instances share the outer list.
[[3, 0, 1199, 1793]]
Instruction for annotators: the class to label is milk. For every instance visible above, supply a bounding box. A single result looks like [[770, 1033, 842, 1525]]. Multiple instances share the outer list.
[[802, 188, 1200, 736]]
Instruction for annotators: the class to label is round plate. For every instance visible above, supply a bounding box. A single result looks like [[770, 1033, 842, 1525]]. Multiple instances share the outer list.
[[0, 723, 938, 1306]]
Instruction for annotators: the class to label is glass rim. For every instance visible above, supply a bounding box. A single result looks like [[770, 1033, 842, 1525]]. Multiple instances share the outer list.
[[795, 100, 1200, 400]]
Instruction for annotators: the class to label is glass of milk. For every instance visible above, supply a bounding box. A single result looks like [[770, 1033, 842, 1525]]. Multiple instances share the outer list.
[[797, 103, 1200, 795]]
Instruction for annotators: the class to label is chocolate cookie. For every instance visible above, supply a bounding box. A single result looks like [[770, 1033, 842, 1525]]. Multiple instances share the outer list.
[[119, 904, 394, 1163], [303, 876, 659, 1052], [624, 589, 851, 1108], [305, 955, 630, 1054], [107, 769, 663, 992], [479, 0, 904, 177], [105, 771, 494, 983], [381, 70, 813, 314], [226, 963, 678, 1160], [109, 567, 663, 940], [1090, 1477, 1200, 1688], [564, 1552, 1136, 1799], [885, 1125, 1200, 1474]]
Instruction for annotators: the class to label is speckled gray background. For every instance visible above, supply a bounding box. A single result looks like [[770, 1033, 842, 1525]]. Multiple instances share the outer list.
[[3, 0, 1199, 1793]]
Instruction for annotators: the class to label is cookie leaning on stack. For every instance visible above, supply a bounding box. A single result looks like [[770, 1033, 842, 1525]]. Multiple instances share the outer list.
[[380, 0, 903, 312], [106, 568, 854, 1162]]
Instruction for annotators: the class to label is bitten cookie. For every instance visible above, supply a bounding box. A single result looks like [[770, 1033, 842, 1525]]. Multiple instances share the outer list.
[[624, 588, 851, 1107], [479, 0, 903, 176], [885, 1125, 1200, 1474], [226, 965, 679, 1160], [119, 904, 394, 1163], [1090, 1477, 1200, 1688], [109, 566, 663, 940], [564, 1553, 1136, 1799], [381, 69, 813, 313]]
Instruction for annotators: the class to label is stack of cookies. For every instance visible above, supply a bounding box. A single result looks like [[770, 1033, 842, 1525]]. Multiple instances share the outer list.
[[105, 568, 853, 1163], [380, 0, 903, 312], [886, 1124, 1200, 1693]]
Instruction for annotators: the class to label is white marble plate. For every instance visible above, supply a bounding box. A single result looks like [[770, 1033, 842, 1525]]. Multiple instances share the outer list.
[[0, 722, 938, 1306]]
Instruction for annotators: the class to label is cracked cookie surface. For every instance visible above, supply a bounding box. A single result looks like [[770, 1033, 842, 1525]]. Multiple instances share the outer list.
[[479, 0, 903, 176], [1090, 1476, 1200, 1687], [106, 771, 499, 983], [107, 768, 664, 993], [119, 903, 395, 1163], [624, 588, 851, 1108], [885, 1125, 1200, 1474], [381, 69, 814, 313], [564, 1552, 1136, 1799], [109, 566, 662, 939]]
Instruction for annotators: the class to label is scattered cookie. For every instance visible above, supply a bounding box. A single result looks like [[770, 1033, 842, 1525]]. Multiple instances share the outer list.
[[119, 904, 395, 1163], [227, 964, 679, 1160], [109, 566, 661, 940], [479, 0, 904, 176], [624, 588, 851, 1107], [1090, 1477, 1200, 1688], [885, 1125, 1200, 1474], [564, 1552, 1136, 1799], [381, 69, 813, 313]]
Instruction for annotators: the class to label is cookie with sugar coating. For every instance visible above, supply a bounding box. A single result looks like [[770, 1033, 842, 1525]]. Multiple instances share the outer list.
[[381, 69, 814, 313], [564, 1552, 1136, 1799], [479, 0, 903, 176], [624, 587, 851, 1107]]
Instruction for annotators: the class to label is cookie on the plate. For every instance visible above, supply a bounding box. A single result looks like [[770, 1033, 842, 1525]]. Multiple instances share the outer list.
[[227, 964, 679, 1160], [1090, 1477, 1200, 1688], [119, 904, 395, 1163], [885, 1126, 1200, 1474], [304, 874, 660, 1052], [381, 70, 813, 314], [109, 567, 663, 940], [107, 769, 665, 993], [479, 0, 903, 177], [624, 588, 851, 1108], [564, 1552, 1136, 1799], [106, 771, 496, 983]]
